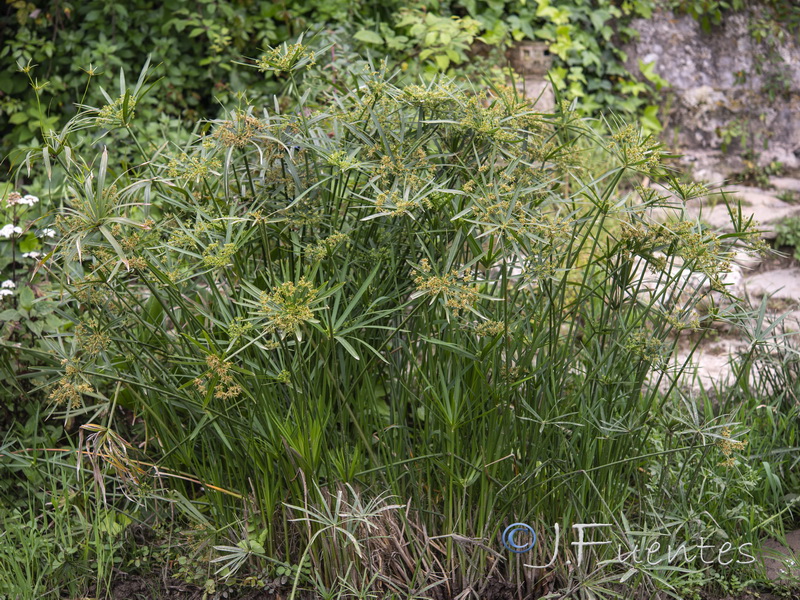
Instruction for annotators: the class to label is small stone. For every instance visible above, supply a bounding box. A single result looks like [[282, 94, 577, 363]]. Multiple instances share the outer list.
[[732, 250, 762, 270], [744, 268, 800, 301], [674, 338, 751, 393], [686, 188, 800, 240], [770, 177, 800, 193]]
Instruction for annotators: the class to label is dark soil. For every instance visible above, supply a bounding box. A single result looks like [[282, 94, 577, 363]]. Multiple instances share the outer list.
[[94, 573, 791, 600], [93, 573, 317, 600], [107, 574, 197, 599]]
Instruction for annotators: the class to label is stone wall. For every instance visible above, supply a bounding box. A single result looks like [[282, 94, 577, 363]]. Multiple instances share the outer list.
[[625, 7, 800, 177]]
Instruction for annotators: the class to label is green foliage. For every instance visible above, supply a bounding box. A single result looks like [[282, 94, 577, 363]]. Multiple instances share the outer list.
[[667, 0, 800, 33], [0, 186, 68, 429], [2, 1, 800, 593], [8, 0, 800, 171], [776, 216, 800, 260], [357, 9, 482, 73], [456, 0, 662, 123], [12, 53, 789, 598], [1, 0, 670, 174], [395, 9, 482, 72], [734, 155, 783, 187], [777, 189, 800, 204], [0, 441, 139, 599], [0, 0, 357, 162]]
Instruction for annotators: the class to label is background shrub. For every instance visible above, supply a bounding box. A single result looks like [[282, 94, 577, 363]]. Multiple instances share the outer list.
[[1, 0, 673, 171]]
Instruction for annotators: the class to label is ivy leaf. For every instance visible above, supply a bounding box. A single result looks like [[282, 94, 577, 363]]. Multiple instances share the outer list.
[[639, 60, 669, 91], [590, 9, 611, 32], [640, 105, 662, 133]]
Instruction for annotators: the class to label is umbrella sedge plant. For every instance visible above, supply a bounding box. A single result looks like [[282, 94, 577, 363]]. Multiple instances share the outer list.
[[15, 50, 787, 598]]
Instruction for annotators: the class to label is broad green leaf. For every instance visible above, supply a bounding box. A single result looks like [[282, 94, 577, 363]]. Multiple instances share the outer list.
[[0, 309, 20, 321], [9, 112, 27, 125], [353, 30, 383, 45], [18, 286, 34, 311], [18, 233, 40, 253]]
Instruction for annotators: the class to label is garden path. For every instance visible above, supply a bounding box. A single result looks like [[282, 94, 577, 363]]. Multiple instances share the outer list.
[[659, 176, 800, 395], [661, 176, 800, 588]]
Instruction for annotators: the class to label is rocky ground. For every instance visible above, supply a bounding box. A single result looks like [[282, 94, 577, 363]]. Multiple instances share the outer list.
[[667, 175, 800, 393], [650, 171, 800, 589]]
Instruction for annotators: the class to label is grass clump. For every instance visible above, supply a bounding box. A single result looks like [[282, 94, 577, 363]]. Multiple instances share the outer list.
[[1, 51, 796, 599]]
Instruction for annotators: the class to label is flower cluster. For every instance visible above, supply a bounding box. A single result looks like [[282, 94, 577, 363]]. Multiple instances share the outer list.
[[608, 123, 662, 171], [167, 153, 222, 181], [413, 259, 479, 315], [374, 189, 433, 218], [202, 242, 237, 268], [619, 219, 739, 290], [0, 224, 22, 238], [213, 111, 267, 148], [306, 232, 349, 261], [717, 427, 748, 468], [623, 327, 668, 369], [258, 278, 320, 337], [472, 320, 506, 337], [663, 307, 701, 332], [372, 144, 435, 184], [717, 427, 747, 467], [97, 95, 136, 127], [400, 83, 457, 111], [5, 192, 39, 207], [257, 42, 316, 74], [48, 362, 95, 409], [325, 151, 360, 172], [201, 355, 243, 401], [76, 318, 111, 356], [227, 316, 253, 340], [0, 280, 15, 298], [456, 93, 518, 144]]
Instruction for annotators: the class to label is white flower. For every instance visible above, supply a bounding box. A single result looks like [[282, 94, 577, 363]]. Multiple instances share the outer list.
[[39, 228, 57, 238], [22, 251, 41, 259], [6, 192, 39, 207], [0, 224, 22, 238], [1, 280, 15, 289], [0, 289, 13, 298]]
